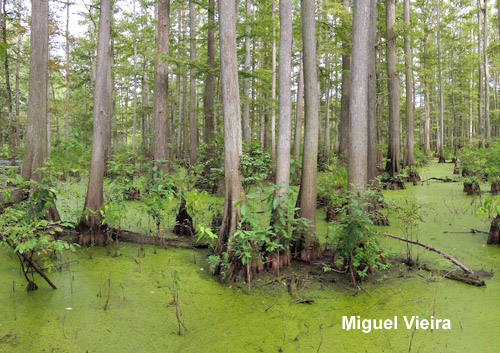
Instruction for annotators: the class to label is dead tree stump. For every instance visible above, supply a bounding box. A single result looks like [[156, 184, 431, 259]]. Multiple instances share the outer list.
[[487, 215, 500, 244], [173, 197, 194, 236]]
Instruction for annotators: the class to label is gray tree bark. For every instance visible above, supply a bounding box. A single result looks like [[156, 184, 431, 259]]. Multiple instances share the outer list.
[[132, 0, 138, 150], [477, 0, 483, 136], [271, 0, 277, 163], [367, 0, 377, 182], [339, 0, 351, 164], [242, 0, 252, 141], [295, 0, 321, 262], [203, 0, 216, 144], [483, 1, 490, 139], [23, 0, 49, 183], [152, 0, 171, 172], [437, 0, 445, 161], [385, 0, 401, 175], [348, 0, 372, 193], [82, 0, 112, 236], [292, 57, 304, 162], [275, 0, 292, 199], [189, 0, 198, 164], [65, 0, 70, 142], [403, 0, 414, 166], [214, 0, 246, 254]]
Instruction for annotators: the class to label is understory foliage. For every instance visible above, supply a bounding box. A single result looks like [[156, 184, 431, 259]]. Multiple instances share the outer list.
[[0, 175, 76, 291], [193, 139, 273, 194], [200, 187, 311, 287], [459, 141, 500, 181], [326, 193, 389, 284]]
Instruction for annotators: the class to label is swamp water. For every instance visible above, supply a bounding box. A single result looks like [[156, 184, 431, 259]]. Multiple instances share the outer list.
[[1, 161, 499, 352]]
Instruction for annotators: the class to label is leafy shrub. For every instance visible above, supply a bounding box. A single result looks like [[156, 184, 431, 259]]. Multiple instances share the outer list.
[[413, 148, 429, 167], [193, 139, 273, 193], [327, 194, 389, 284], [459, 141, 500, 179], [241, 141, 273, 190], [0, 178, 77, 290], [317, 157, 348, 204]]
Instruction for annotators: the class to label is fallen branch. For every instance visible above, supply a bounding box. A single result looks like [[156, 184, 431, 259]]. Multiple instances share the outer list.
[[62, 228, 209, 249], [443, 229, 488, 235], [2, 237, 57, 290], [421, 177, 458, 183], [380, 232, 474, 274], [113, 229, 209, 249]]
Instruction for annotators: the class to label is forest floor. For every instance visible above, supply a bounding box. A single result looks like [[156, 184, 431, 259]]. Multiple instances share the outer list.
[[1, 161, 499, 352]]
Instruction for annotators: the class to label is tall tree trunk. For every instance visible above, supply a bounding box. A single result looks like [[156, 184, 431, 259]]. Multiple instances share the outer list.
[[269, 0, 293, 273], [271, 0, 277, 163], [177, 74, 183, 158], [241, 0, 252, 141], [141, 66, 150, 157], [13, 0, 22, 151], [324, 56, 331, 161], [65, 0, 70, 142], [403, 0, 414, 166], [81, 0, 112, 240], [483, 1, 490, 139], [23, 0, 49, 183], [437, 0, 445, 162], [477, 0, 483, 137], [111, 37, 118, 155], [189, 0, 198, 165], [152, 0, 171, 172], [3, 0, 14, 154], [214, 0, 246, 255], [367, 0, 377, 182], [183, 72, 189, 160], [275, 0, 292, 198], [132, 0, 138, 150], [385, 0, 401, 175], [203, 0, 215, 144], [469, 26, 474, 142], [292, 56, 304, 162], [295, 0, 321, 262], [348, 0, 371, 194], [339, 0, 351, 164]]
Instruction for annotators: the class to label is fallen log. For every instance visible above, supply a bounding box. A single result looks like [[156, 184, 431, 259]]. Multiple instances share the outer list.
[[421, 177, 458, 183], [443, 229, 488, 235], [380, 232, 474, 274], [112, 229, 209, 249], [420, 264, 485, 287]]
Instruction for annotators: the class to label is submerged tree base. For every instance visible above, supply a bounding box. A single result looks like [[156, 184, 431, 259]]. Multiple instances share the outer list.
[[491, 182, 499, 195], [463, 182, 481, 196], [382, 178, 406, 190], [173, 198, 194, 236], [486, 215, 500, 245], [406, 171, 421, 185]]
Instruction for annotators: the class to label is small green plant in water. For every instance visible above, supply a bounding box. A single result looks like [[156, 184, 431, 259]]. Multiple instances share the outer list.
[[393, 198, 424, 265]]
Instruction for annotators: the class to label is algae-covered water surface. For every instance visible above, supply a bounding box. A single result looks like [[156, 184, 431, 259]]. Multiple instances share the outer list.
[[1, 162, 499, 352]]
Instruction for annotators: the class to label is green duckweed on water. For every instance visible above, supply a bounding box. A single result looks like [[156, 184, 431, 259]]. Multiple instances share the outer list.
[[1, 161, 499, 352]]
